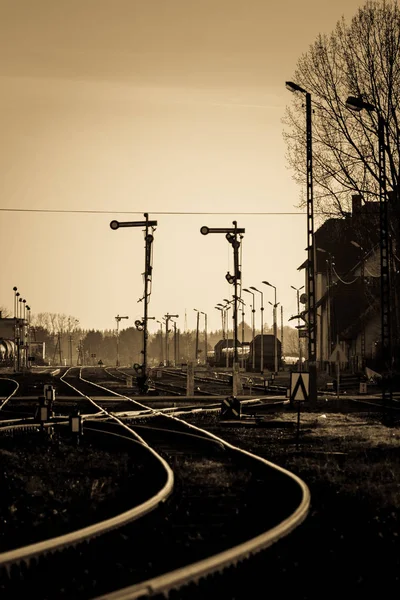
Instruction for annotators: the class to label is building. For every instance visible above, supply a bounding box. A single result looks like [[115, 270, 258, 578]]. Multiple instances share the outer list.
[[299, 194, 386, 372]]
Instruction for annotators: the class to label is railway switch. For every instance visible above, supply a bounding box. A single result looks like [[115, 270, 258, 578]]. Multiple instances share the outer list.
[[220, 396, 242, 419]]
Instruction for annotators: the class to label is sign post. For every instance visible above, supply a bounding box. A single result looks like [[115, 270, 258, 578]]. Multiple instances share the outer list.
[[290, 372, 309, 450]]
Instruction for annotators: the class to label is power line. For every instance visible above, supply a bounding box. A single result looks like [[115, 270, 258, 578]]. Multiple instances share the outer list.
[[0, 207, 310, 216]]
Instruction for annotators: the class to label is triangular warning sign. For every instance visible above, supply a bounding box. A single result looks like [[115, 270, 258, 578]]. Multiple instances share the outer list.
[[290, 372, 310, 402]]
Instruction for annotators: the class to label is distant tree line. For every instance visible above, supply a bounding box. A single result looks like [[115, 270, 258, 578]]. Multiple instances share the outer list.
[[26, 312, 303, 366]]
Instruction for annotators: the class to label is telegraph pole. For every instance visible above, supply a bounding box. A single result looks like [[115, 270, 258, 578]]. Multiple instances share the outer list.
[[110, 213, 157, 392]]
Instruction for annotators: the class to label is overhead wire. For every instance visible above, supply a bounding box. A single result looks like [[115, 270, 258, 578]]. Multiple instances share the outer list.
[[0, 207, 308, 216], [332, 265, 359, 285]]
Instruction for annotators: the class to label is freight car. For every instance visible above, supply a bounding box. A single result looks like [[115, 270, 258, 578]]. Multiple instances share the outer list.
[[248, 334, 282, 371], [209, 339, 244, 368]]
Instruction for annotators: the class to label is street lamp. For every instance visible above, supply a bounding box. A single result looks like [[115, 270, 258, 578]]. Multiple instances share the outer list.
[[115, 315, 129, 367], [291, 285, 305, 370], [286, 81, 317, 403], [250, 286, 264, 373], [193, 308, 200, 363], [156, 320, 164, 365], [215, 306, 225, 337], [218, 303, 231, 367], [164, 313, 179, 366], [201, 311, 207, 366], [263, 281, 278, 374], [243, 289, 256, 370], [350, 241, 366, 370], [12, 288, 18, 371], [346, 95, 392, 413], [237, 297, 246, 369]]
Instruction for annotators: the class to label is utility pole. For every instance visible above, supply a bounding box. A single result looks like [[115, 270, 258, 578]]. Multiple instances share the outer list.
[[115, 315, 129, 367], [281, 305, 284, 360], [110, 213, 157, 392]]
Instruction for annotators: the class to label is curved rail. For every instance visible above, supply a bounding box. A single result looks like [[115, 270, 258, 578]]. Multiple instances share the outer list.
[[0, 377, 20, 410], [35, 367, 310, 599], [68, 371, 311, 600], [95, 425, 310, 600], [0, 393, 174, 568]]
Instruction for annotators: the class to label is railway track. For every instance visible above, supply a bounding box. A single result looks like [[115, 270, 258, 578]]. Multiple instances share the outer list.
[[0, 368, 310, 599]]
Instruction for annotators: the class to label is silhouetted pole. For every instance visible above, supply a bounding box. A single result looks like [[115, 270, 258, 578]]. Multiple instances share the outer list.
[[286, 81, 317, 404], [194, 309, 200, 363], [110, 213, 157, 389]]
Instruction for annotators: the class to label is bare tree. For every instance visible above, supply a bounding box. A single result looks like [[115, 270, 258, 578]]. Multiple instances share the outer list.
[[0, 306, 11, 318], [284, 0, 400, 216]]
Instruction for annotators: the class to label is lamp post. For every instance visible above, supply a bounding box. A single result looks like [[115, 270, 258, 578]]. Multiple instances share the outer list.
[[243, 288, 256, 370], [219, 303, 231, 367], [164, 313, 179, 366], [12, 288, 18, 371], [351, 240, 366, 370], [201, 311, 207, 365], [115, 315, 129, 367], [156, 320, 164, 365], [26, 305, 31, 368], [317, 247, 335, 366], [18, 297, 23, 370], [346, 95, 392, 414], [291, 285, 305, 370], [237, 297, 246, 369], [286, 81, 317, 403], [263, 281, 278, 373], [215, 306, 225, 338], [194, 308, 200, 363], [250, 286, 264, 373]]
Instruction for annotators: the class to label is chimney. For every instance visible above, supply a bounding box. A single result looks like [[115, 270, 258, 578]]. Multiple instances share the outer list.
[[352, 194, 362, 215]]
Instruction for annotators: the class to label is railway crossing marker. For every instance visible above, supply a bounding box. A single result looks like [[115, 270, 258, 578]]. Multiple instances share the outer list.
[[290, 372, 310, 449], [290, 372, 310, 402]]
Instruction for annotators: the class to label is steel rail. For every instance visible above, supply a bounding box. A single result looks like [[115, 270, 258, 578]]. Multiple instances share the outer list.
[[0, 377, 20, 410], [0, 421, 174, 569], [66, 368, 311, 600], [0, 372, 175, 569], [94, 425, 310, 600]]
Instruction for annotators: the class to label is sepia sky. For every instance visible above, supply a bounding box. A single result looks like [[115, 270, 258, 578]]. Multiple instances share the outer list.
[[0, 0, 365, 336]]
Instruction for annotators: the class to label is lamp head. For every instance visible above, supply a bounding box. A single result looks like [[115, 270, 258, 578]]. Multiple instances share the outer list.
[[286, 81, 307, 94], [346, 95, 376, 113]]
